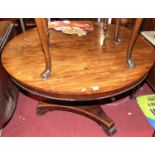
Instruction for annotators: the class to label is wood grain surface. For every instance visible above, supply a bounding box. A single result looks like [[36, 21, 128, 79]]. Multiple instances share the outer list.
[[2, 21, 155, 101]]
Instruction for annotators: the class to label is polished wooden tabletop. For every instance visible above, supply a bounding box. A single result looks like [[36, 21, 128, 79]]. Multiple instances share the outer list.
[[2, 21, 155, 101]]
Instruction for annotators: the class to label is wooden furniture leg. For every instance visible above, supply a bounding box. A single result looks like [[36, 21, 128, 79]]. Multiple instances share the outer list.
[[103, 18, 109, 42], [114, 18, 121, 44], [35, 18, 51, 80], [127, 18, 143, 68], [37, 101, 116, 136], [103, 18, 108, 31]]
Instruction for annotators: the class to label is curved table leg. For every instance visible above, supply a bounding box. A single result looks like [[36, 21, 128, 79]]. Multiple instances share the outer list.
[[37, 101, 116, 136]]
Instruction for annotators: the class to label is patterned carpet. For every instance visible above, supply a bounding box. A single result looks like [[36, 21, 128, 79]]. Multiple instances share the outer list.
[[1, 83, 154, 137]]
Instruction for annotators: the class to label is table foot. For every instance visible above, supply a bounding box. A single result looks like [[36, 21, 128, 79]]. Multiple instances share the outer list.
[[104, 125, 117, 136], [37, 101, 116, 136], [36, 106, 49, 115]]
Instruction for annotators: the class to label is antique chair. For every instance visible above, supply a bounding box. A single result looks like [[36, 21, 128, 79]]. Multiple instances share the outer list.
[[35, 18, 143, 80], [0, 21, 19, 129]]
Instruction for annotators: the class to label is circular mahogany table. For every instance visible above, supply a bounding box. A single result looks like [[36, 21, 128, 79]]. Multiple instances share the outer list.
[[1, 21, 155, 136]]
